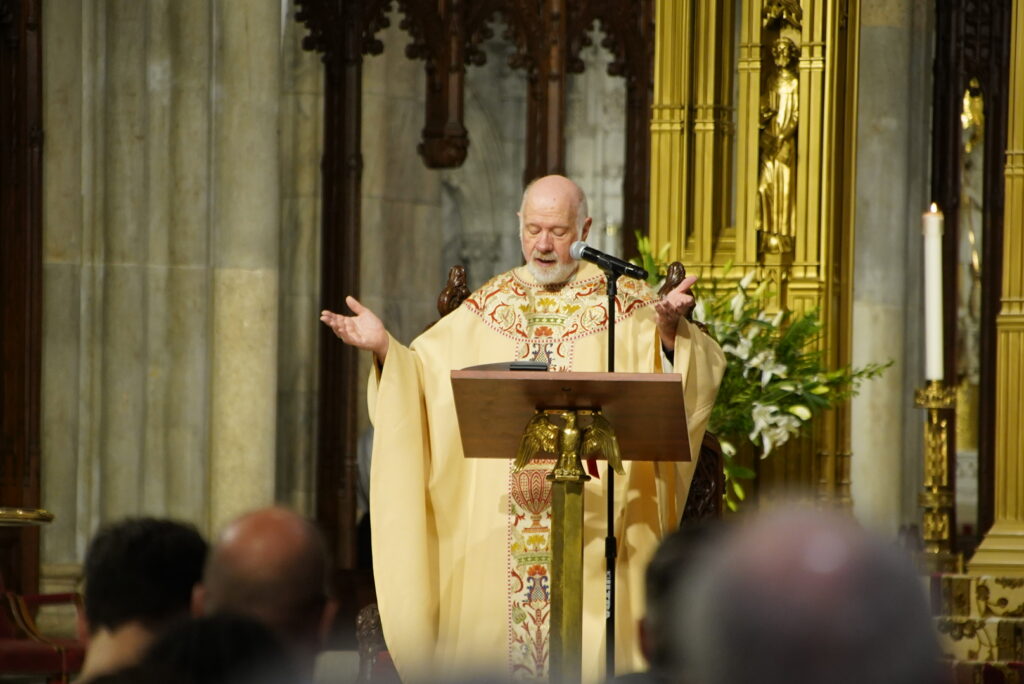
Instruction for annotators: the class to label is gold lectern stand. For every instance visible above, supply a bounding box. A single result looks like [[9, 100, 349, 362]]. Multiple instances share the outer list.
[[451, 369, 690, 682]]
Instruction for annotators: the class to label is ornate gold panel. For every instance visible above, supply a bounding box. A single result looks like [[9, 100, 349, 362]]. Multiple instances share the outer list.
[[650, 0, 860, 500]]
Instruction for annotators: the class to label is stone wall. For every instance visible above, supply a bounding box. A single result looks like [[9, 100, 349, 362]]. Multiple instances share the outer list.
[[39, 0, 323, 606]]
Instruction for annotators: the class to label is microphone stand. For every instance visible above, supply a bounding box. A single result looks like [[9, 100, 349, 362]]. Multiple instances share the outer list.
[[603, 267, 617, 677]]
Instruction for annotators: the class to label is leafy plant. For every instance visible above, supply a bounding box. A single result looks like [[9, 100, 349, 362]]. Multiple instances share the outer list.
[[634, 233, 891, 510]]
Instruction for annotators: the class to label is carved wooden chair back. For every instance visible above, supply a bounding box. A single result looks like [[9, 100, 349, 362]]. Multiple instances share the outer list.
[[0, 569, 86, 683]]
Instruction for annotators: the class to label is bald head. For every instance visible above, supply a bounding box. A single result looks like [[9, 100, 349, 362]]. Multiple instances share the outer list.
[[519, 175, 588, 230], [199, 507, 331, 660], [677, 507, 941, 684]]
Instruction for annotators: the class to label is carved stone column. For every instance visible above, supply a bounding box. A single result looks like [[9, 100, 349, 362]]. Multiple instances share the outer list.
[[40, 0, 305, 561]]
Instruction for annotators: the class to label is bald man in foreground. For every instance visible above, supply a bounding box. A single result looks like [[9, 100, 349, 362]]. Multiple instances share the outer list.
[[321, 175, 725, 681], [193, 507, 337, 679]]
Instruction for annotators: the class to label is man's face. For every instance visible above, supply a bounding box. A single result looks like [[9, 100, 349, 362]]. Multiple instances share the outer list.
[[519, 188, 591, 285]]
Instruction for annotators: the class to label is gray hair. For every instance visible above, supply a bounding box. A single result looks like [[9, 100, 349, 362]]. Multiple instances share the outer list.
[[676, 507, 943, 684]]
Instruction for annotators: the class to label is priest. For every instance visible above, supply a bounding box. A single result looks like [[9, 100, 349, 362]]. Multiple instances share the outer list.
[[320, 175, 725, 682]]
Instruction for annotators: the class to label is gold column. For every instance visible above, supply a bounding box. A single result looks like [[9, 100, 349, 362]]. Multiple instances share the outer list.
[[649, 0, 733, 265], [691, 0, 734, 265], [969, 0, 1024, 575], [649, 0, 694, 256], [548, 479, 585, 684]]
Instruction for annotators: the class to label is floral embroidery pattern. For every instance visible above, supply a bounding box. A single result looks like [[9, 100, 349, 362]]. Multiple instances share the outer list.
[[477, 268, 654, 680], [509, 461, 554, 681], [465, 269, 653, 344]]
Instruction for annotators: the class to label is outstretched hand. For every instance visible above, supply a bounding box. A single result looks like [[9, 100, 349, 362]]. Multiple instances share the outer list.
[[653, 274, 698, 351], [320, 296, 389, 361]]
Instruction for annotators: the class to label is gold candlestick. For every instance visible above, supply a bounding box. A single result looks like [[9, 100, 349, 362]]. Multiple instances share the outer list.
[[914, 380, 959, 573]]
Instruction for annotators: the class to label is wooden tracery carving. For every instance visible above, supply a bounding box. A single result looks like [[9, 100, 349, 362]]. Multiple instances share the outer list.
[[0, 0, 44, 595]]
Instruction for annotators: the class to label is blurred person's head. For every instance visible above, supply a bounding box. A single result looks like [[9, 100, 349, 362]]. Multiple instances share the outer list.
[[639, 521, 721, 676], [141, 613, 299, 684], [193, 506, 336, 676], [676, 506, 944, 684], [78, 517, 208, 681]]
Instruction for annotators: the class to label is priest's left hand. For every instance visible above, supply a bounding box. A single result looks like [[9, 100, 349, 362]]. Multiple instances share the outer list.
[[654, 274, 698, 352]]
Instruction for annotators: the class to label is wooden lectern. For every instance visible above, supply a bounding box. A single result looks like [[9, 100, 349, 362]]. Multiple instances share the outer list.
[[451, 369, 690, 683]]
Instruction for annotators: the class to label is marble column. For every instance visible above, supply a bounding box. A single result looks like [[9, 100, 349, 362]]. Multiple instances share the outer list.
[[850, 0, 933, 536], [39, 0, 322, 620], [206, 0, 282, 531]]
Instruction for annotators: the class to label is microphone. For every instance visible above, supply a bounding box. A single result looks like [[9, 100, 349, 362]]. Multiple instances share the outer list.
[[569, 241, 649, 281]]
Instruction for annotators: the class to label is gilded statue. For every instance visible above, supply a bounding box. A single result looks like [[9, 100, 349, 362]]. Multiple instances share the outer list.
[[514, 410, 624, 480], [757, 37, 799, 239]]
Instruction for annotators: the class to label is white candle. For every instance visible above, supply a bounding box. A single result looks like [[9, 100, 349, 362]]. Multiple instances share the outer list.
[[922, 203, 944, 381]]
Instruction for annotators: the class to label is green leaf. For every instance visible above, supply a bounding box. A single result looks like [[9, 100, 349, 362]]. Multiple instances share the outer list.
[[725, 464, 756, 479]]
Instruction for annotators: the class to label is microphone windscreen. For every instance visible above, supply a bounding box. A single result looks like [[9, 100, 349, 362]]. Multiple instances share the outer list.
[[569, 241, 587, 261]]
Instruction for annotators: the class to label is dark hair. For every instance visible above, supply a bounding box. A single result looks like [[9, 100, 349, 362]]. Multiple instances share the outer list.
[[83, 664, 182, 684], [142, 614, 299, 684], [643, 520, 721, 670], [84, 517, 208, 631]]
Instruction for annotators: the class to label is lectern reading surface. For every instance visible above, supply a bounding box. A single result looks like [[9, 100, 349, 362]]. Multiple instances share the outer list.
[[451, 369, 690, 462]]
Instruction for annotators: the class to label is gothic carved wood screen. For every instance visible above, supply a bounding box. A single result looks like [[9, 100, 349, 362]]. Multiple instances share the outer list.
[[295, 0, 656, 579], [0, 0, 44, 595]]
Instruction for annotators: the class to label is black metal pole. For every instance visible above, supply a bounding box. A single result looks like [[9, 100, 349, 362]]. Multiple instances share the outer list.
[[604, 269, 617, 677]]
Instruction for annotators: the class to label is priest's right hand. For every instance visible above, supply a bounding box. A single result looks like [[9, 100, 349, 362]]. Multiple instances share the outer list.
[[320, 296, 389, 362]]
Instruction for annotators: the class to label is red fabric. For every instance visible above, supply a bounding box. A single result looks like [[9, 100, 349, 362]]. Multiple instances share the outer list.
[[0, 637, 64, 674], [372, 651, 401, 683]]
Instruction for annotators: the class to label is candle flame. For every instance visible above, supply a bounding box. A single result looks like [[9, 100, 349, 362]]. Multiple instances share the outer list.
[[929, 202, 939, 213]]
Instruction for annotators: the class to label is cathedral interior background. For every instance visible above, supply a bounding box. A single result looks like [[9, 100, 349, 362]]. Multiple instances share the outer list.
[[1, 0, 1023, 658]]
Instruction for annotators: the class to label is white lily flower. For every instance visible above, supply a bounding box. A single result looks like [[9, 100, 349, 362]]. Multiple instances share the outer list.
[[771, 309, 785, 328], [747, 350, 788, 386], [749, 403, 775, 437], [720, 439, 737, 457], [723, 336, 753, 361], [749, 403, 803, 457], [739, 270, 756, 290], [693, 299, 706, 322], [730, 292, 746, 321]]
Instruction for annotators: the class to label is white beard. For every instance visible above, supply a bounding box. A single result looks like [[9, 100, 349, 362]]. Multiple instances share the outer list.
[[527, 252, 578, 285]]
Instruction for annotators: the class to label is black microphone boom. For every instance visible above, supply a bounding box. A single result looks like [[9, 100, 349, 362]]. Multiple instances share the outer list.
[[569, 241, 649, 281]]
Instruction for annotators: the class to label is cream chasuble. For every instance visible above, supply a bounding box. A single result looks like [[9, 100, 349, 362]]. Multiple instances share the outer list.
[[367, 263, 725, 683]]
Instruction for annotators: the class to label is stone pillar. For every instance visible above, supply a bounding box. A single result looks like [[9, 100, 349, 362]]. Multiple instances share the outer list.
[[850, 0, 932, 535], [40, 1, 319, 601], [207, 0, 281, 532], [276, 6, 325, 513], [969, 0, 1024, 575]]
